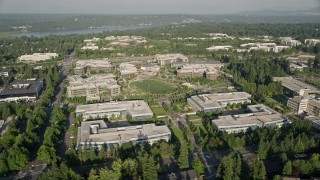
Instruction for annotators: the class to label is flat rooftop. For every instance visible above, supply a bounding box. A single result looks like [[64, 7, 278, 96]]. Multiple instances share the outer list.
[[78, 120, 170, 145], [213, 104, 287, 128], [0, 78, 43, 97], [68, 74, 119, 90], [274, 77, 319, 93], [188, 92, 251, 110], [75, 59, 113, 69], [76, 100, 153, 117], [154, 53, 188, 60]]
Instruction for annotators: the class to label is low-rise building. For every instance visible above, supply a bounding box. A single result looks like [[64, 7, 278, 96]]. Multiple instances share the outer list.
[[154, 54, 189, 66], [175, 61, 224, 80], [74, 59, 114, 75], [187, 92, 251, 113], [67, 74, 120, 101], [76, 120, 171, 149], [76, 100, 154, 121], [140, 64, 160, 77], [287, 96, 309, 114], [305, 39, 320, 46], [206, 45, 232, 51], [105, 36, 147, 46], [0, 69, 12, 77], [81, 46, 99, 50], [84, 37, 101, 43], [119, 62, 138, 77], [240, 43, 291, 53], [212, 104, 289, 133], [280, 37, 302, 47], [19, 53, 58, 62], [287, 55, 315, 63], [290, 62, 308, 71], [0, 78, 44, 102], [274, 77, 320, 96]]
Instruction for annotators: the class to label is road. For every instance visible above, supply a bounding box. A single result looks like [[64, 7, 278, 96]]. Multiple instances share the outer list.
[[56, 52, 74, 157], [171, 113, 217, 179], [15, 53, 74, 180]]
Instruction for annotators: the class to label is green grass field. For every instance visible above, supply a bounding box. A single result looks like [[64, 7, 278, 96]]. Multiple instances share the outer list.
[[131, 79, 176, 94], [150, 105, 167, 116], [187, 114, 202, 121], [171, 127, 184, 142]]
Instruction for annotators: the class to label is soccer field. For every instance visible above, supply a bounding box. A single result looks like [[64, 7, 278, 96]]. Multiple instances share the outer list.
[[131, 79, 176, 94]]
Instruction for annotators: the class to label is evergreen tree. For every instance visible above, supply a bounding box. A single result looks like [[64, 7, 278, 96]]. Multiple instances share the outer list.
[[282, 161, 292, 175], [252, 159, 266, 180], [192, 155, 204, 175], [178, 142, 189, 169], [98, 146, 106, 161]]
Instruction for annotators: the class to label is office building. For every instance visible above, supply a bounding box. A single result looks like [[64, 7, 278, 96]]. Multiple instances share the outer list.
[[76, 100, 154, 121], [0, 78, 44, 102], [212, 104, 289, 133], [119, 62, 138, 77], [274, 77, 320, 96], [154, 54, 189, 66], [175, 61, 224, 80], [305, 39, 320, 46], [140, 64, 160, 77], [18, 53, 58, 62], [76, 120, 171, 149], [0, 69, 12, 77], [280, 37, 302, 47], [105, 36, 147, 46], [206, 45, 232, 51], [74, 59, 114, 75], [67, 74, 120, 101], [287, 96, 309, 114], [187, 92, 251, 113]]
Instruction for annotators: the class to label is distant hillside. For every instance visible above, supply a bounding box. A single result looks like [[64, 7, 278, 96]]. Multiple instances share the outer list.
[[0, 13, 319, 33], [0, 14, 202, 32]]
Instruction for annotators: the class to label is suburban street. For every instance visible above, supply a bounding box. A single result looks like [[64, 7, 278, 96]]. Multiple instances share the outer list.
[[15, 53, 74, 180]]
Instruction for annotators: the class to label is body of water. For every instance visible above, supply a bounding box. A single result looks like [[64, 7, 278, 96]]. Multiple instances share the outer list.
[[13, 25, 150, 37]]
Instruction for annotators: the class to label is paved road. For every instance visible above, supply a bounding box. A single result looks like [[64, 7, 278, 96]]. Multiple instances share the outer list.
[[15, 53, 74, 180], [56, 52, 74, 157], [171, 113, 217, 179]]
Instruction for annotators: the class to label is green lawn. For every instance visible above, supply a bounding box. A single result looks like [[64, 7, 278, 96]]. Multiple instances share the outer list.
[[187, 114, 202, 121], [171, 127, 184, 142], [131, 79, 176, 94], [150, 105, 167, 116]]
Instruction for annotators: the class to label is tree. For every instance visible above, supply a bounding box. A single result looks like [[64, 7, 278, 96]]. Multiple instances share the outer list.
[[37, 145, 57, 165], [99, 168, 119, 180], [178, 142, 189, 169], [7, 147, 29, 171], [216, 155, 235, 180], [122, 158, 138, 178], [88, 147, 97, 162], [112, 159, 122, 178], [98, 146, 106, 161], [88, 169, 98, 180], [0, 155, 9, 174], [144, 156, 158, 180], [252, 159, 266, 180], [192, 155, 204, 175], [38, 162, 82, 180], [282, 161, 292, 175], [313, 55, 320, 69]]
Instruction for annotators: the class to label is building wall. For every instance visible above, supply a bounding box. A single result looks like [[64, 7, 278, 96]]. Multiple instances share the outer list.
[[78, 133, 171, 149]]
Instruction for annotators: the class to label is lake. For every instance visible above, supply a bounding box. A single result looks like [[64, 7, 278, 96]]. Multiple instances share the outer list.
[[13, 25, 150, 37]]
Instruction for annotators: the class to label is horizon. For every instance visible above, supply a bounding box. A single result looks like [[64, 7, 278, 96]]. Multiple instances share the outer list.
[[0, 0, 319, 14]]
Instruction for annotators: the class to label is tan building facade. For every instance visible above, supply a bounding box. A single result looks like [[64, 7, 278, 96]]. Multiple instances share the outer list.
[[154, 54, 189, 66], [74, 59, 114, 75], [67, 74, 120, 101]]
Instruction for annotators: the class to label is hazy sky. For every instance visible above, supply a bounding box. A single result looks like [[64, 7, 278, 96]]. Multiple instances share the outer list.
[[0, 0, 319, 14]]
